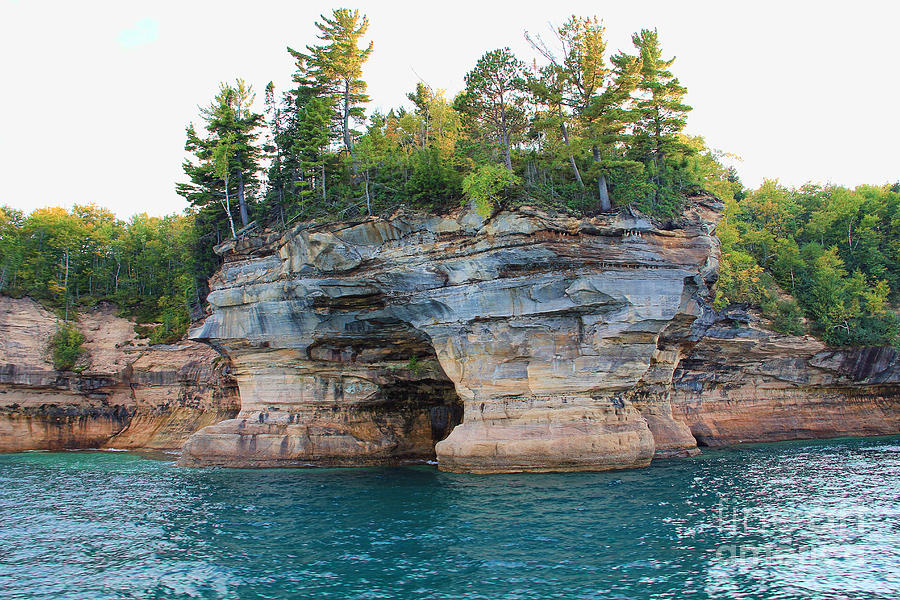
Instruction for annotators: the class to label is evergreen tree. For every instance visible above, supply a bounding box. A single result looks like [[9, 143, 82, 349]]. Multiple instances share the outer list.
[[455, 48, 528, 172], [176, 123, 221, 214], [265, 79, 337, 221], [526, 16, 640, 210], [204, 80, 263, 227], [177, 80, 263, 231], [523, 32, 583, 189], [262, 81, 287, 222], [288, 9, 373, 155], [212, 132, 238, 238], [628, 29, 692, 199], [291, 91, 333, 206]]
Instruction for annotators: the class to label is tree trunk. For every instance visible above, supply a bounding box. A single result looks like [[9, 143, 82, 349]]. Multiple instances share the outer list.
[[223, 176, 237, 238], [592, 145, 611, 211], [500, 101, 512, 171], [560, 123, 583, 188], [321, 164, 326, 203], [652, 153, 661, 207], [237, 170, 249, 226], [598, 174, 611, 212], [63, 251, 69, 322], [343, 80, 352, 154], [364, 171, 371, 215]]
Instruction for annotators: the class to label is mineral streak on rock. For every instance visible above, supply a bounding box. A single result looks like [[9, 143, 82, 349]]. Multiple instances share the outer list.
[[182, 198, 727, 471], [0, 297, 239, 452]]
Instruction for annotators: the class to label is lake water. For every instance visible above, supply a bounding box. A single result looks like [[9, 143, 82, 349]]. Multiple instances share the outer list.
[[1, 436, 899, 599]]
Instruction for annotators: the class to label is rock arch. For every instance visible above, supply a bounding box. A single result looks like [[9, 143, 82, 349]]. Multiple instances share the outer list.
[[180, 204, 720, 471]]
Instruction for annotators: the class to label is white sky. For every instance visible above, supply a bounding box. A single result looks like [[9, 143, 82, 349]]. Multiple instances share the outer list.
[[1, 0, 897, 218]]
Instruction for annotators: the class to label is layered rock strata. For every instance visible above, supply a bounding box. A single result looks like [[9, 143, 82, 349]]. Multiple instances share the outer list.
[[7, 203, 898, 468], [0, 297, 238, 452], [183, 200, 724, 471], [670, 309, 900, 446]]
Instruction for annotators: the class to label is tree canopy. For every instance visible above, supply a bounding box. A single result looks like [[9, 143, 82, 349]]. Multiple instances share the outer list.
[[288, 8, 373, 155], [713, 181, 900, 346], [178, 8, 710, 227], [0, 204, 223, 344]]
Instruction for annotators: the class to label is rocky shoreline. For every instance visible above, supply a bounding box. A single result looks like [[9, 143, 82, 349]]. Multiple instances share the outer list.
[[179, 198, 900, 471], [0, 297, 238, 452], [4, 200, 900, 471]]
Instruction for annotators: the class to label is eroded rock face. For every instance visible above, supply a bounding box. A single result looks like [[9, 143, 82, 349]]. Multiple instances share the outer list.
[[184, 199, 724, 471], [0, 297, 239, 452], [670, 309, 900, 446]]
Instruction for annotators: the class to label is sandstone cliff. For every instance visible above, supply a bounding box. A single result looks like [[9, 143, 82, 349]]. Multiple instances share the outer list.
[[670, 307, 900, 446], [181, 199, 900, 472], [0, 297, 239, 452], [182, 199, 717, 471]]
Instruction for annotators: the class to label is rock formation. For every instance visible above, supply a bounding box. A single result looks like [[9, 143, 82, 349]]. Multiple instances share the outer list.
[[6, 197, 899, 470], [670, 308, 900, 446], [182, 197, 900, 472], [182, 199, 724, 471], [0, 297, 238, 452]]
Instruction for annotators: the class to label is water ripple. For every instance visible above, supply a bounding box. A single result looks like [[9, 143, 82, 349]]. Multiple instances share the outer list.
[[0, 437, 898, 599]]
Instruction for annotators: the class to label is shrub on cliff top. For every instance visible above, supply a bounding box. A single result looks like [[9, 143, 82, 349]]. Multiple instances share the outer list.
[[50, 322, 85, 371], [462, 165, 521, 217]]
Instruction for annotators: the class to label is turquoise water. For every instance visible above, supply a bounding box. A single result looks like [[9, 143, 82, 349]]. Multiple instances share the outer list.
[[1, 438, 899, 599]]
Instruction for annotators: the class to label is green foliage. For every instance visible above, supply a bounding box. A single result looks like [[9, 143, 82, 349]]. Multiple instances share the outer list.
[[50, 322, 85, 371], [405, 148, 462, 211], [715, 181, 900, 347], [177, 79, 263, 233], [148, 294, 190, 345], [455, 48, 528, 171], [0, 204, 217, 345], [526, 15, 642, 211], [406, 355, 421, 375], [628, 29, 691, 165], [214, 12, 728, 223], [769, 298, 806, 336], [462, 165, 521, 217], [288, 8, 373, 153], [713, 250, 769, 311]]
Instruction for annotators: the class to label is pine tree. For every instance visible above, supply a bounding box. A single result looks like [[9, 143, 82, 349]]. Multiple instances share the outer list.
[[629, 29, 692, 188], [287, 9, 373, 155], [202, 80, 263, 227], [177, 80, 263, 232], [526, 16, 639, 210], [262, 81, 287, 222], [525, 49, 584, 188], [455, 48, 528, 172], [176, 122, 220, 214], [292, 91, 333, 206], [212, 132, 238, 238]]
